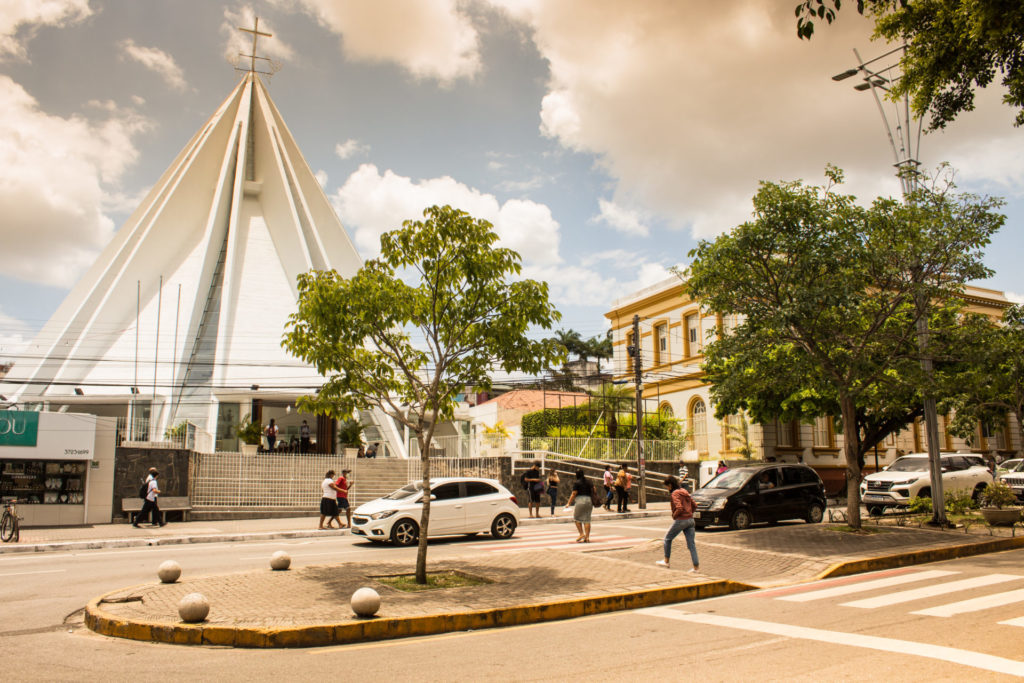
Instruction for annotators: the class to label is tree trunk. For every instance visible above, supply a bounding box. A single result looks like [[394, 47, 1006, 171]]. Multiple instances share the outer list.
[[415, 431, 431, 584], [841, 395, 862, 528]]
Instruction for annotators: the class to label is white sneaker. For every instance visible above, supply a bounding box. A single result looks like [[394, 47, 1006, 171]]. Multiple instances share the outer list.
[[688, 568, 700, 573], [655, 560, 669, 568]]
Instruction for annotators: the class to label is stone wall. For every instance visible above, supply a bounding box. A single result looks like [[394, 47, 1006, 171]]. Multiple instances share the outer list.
[[112, 448, 190, 521]]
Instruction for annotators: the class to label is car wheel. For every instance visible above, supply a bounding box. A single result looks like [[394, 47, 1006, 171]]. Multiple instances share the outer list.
[[972, 484, 986, 504], [918, 487, 931, 500], [806, 502, 824, 524], [867, 505, 884, 517], [729, 508, 752, 530], [491, 513, 517, 539], [390, 519, 419, 546]]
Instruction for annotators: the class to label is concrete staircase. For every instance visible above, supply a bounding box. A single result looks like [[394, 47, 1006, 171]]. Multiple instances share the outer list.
[[349, 459, 411, 506]]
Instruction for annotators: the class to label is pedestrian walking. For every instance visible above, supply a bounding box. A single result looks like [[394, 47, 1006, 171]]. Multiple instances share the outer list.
[[521, 461, 543, 518], [656, 475, 699, 572], [319, 470, 343, 530], [614, 465, 632, 513], [602, 464, 615, 510], [265, 418, 279, 452], [546, 470, 560, 516], [334, 469, 353, 528], [300, 420, 311, 453], [133, 467, 164, 528], [564, 469, 595, 542]]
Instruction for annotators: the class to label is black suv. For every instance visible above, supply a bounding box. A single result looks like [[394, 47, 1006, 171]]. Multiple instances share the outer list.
[[691, 464, 826, 530]]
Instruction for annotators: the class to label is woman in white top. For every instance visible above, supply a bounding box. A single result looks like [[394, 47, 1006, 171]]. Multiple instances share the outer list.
[[319, 470, 342, 529]]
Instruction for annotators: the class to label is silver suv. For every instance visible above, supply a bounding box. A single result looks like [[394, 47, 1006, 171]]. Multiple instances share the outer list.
[[860, 453, 993, 515]]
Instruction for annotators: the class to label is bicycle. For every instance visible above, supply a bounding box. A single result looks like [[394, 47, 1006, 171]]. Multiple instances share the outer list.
[[1, 500, 20, 543]]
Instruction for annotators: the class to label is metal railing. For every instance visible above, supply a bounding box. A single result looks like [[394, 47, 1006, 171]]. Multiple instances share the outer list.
[[517, 436, 686, 461], [189, 451, 358, 507], [116, 418, 214, 452]]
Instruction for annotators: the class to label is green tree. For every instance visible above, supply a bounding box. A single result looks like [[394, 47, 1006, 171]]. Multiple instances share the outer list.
[[796, 0, 1024, 129], [586, 382, 635, 439], [283, 205, 562, 583], [587, 330, 614, 373], [686, 167, 1003, 528], [941, 305, 1024, 454]]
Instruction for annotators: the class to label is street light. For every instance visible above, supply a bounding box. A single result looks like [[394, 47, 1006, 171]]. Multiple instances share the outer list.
[[834, 45, 946, 527]]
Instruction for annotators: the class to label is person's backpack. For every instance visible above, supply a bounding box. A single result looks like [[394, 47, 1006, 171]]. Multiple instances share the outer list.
[[138, 480, 148, 499]]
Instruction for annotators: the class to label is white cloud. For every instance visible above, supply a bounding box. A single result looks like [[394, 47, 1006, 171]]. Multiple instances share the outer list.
[[119, 39, 187, 91], [334, 138, 369, 159], [489, 0, 1024, 239], [0, 0, 91, 61], [332, 164, 560, 265], [523, 259, 671, 309], [0, 75, 148, 287], [595, 198, 648, 236], [221, 6, 294, 69], [0, 307, 31, 364], [314, 169, 328, 187], [1007, 291, 1024, 305], [272, 0, 480, 85]]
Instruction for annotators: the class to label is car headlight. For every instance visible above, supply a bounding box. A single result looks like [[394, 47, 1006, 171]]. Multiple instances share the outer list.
[[708, 498, 727, 511], [370, 510, 398, 520]]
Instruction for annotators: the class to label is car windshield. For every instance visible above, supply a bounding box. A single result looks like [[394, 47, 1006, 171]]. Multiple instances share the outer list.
[[384, 482, 423, 500], [704, 469, 751, 489], [887, 457, 930, 472], [1011, 461, 1024, 473]]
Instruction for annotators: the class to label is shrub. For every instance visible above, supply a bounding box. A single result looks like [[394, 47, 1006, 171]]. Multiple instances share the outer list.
[[907, 496, 932, 514], [981, 481, 1019, 509], [944, 490, 975, 515], [236, 414, 263, 445]]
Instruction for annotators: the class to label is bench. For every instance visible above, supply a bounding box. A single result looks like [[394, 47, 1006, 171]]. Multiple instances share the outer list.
[[121, 496, 193, 524]]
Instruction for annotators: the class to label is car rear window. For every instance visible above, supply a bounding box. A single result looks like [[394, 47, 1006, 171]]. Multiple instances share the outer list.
[[464, 482, 498, 497]]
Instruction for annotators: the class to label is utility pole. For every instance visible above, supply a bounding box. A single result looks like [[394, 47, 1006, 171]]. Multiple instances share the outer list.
[[631, 314, 647, 509]]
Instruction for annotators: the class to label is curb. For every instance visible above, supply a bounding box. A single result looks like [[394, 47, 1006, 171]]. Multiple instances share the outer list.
[[0, 509, 671, 555], [84, 578, 754, 648], [814, 533, 1024, 581]]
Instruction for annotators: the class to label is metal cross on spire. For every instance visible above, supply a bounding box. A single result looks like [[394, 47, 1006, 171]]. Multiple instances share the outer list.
[[236, 16, 279, 76]]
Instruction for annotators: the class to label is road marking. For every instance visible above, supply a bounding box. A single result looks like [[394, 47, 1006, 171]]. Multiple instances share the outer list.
[[640, 606, 1024, 677], [777, 570, 959, 602], [0, 568, 65, 577], [912, 587, 1024, 617], [756, 567, 920, 599], [998, 617, 1024, 627], [842, 574, 1024, 609]]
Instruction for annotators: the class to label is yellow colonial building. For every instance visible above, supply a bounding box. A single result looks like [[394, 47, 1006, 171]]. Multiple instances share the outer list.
[[605, 276, 1020, 492]]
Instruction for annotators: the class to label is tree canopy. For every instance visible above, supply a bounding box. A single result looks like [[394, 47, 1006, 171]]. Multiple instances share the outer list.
[[796, 0, 1024, 129], [283, 204, 562, 582], [686, 166, 1003, 527]]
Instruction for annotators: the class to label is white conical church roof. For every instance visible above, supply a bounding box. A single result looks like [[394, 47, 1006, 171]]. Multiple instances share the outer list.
[[3, 72, 363, 435]]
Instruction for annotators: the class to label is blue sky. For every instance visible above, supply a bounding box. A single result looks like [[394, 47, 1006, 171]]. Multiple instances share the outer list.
[[1, 0, 1022, 365]]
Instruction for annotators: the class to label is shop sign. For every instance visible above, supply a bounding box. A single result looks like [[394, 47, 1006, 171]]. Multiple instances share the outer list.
[[0, 411, 38, 447]]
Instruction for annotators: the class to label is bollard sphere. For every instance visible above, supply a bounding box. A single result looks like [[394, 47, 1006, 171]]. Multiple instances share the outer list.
[[177, 592, 210, 623], [157, 560, 182, 583], [270, 550, 291, 570], [350, 587, 381, 617]]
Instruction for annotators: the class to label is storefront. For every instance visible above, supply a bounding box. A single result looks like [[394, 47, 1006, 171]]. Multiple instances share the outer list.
[[0, 411, 115, 526]]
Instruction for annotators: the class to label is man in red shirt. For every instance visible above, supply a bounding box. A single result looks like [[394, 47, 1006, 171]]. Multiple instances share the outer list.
[[655, 476, 699, 572], [334, 469, 353, 529]]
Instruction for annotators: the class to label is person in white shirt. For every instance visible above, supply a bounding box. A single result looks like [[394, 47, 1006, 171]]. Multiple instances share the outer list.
[[319, 470, 343, 530], [134, 467, 164, 528]]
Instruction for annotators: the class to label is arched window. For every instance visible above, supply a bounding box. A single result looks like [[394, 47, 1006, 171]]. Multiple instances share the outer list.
[[691, 399, 708, 453], [659, 402, 674, 417]]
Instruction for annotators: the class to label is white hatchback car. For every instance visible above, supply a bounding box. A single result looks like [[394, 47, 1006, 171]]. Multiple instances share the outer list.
[[350, 477, 520, 546]]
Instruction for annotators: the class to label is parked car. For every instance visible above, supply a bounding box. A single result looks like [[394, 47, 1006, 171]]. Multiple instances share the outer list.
[[997, 458, 1024, 476], [690, 464, 826, 530], [860, 453, 993, 515], [997, 460, 1024, 502], [350, 477, 520, 546]]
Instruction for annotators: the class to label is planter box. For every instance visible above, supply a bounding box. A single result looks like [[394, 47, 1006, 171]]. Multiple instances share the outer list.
[[981, 507, 1022, 526], [239, 443, 259, 455]]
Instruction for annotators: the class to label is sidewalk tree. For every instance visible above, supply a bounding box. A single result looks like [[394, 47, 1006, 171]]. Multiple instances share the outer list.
[[795, 0, 1024, 130], [686, 167, 1002, 528], [941, 305, 1024, 456], [284, 205, 562, 583]]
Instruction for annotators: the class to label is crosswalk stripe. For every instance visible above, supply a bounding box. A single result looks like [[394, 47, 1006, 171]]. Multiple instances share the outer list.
[[777, 570, 958, 602], [912, 588, 1024, 617], [998, 616, 1024, 627], [842, 574, 1024, 609]]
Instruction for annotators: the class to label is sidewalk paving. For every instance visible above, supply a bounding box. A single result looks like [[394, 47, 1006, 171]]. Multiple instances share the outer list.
[[81, 510, 1024, 648]]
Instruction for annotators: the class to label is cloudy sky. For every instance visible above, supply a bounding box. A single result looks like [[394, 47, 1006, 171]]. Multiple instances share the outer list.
[[1, 0, 1022, 364]]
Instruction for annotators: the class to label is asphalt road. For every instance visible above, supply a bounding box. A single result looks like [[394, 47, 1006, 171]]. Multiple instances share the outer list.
[[3, 519, 1023, 681]]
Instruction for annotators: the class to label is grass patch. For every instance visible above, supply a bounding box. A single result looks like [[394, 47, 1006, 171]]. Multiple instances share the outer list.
[[375, 570, 491, 592]]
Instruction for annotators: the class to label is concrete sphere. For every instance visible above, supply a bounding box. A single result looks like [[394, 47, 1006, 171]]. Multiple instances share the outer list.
[[270, 550, 291, 571], [177, 592, 210, 623], [157, 560, 182, 583], [350, 587, 381, 617]]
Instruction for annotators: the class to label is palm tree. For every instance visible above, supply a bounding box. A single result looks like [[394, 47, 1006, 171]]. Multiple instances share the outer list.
[[587, 383, 635, 439], [587, 330, 613, 373], [553, 328, 584, 360]]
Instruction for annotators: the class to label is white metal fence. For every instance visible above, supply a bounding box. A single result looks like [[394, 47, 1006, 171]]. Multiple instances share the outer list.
[[117, 418, 214, 452], [517, 436, 686, 461], [189, 452, 357, 507]]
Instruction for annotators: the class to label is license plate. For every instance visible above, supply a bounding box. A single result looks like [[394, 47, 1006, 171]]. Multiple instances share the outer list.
[[694, 511, 701, 519]]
